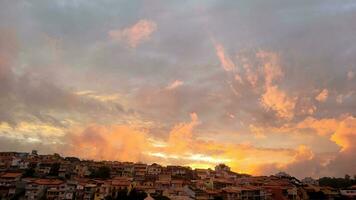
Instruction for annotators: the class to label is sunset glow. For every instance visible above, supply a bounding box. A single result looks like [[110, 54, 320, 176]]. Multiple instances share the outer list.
[[0, 0, 355, 179]]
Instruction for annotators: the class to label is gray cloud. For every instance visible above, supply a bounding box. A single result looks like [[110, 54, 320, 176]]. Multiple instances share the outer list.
[[0, 0, 355, 177]]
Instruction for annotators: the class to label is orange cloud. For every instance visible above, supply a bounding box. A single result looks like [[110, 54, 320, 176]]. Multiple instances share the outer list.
[[261, 85, 296, 120], [249, 124, 267, 139], [109, 19, 157, 48], [315, 89, 329, 102], [257, 51, 282, 86], [66, 113, 301, 175], [296, 116, 339, 136], [239, 55, 258, 87], [166, 80, 184, 90], [68, 125, 150, 162], [297, 97, 317, 115], [233, 74, 243, 84], [293, 145, 314, 161], [258, 51, 296, 120], [166, 112, 199, 154], [64, 109, 354, 177], [151, 113, 299, 174], [330, 116, 356, 152], [236, 52, 259, 88], [336, 91, 354, 104], [214, 42, 235, 71]]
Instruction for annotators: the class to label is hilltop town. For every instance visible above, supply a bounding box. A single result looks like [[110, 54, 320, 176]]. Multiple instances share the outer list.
[[0, 151, 355, 200]]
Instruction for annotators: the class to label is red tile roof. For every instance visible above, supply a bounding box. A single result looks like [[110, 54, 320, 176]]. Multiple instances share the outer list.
[[0, 172, 22, 178], [33, 179, 64, 185]]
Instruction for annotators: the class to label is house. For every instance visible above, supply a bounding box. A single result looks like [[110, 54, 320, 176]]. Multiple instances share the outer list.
[[111, 177, 132, 193], [147, 163, 162, 176], [262, 180, 298, 200], [24, 179, 64, 200], [301, 177, 318, 185], [195, 169, 211, 180], [171, 180, 185, 189], [221, 186, 268, 200], [0, 172, 22, 198], [117, 162, 134, 177], [167, 166, 192, 177], [210, 178, 234, 190], [37, 162, 53, 176], [0, 172, 22, 186], [133, 163, 147, 181], [82, 183, 97, 200], [93, 180, 111, 200], [340, 186, 356, 199]]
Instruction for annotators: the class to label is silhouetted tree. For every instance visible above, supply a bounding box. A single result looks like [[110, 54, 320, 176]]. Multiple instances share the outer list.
[[115, 188, 147, 200], [151, 194, 170, 200], [104, 196, 113, 200], [116, 188, 129, 200], [49, 162, 60, 176], [128, 188, 147, 200], [23, 167, 35, 178], [90, 166, 111, 179], [345, 174, 350, 180], [319, 175, 356, 188]]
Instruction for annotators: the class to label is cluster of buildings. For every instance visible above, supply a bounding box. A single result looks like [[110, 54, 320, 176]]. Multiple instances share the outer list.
[[0, 151, 355, 200]]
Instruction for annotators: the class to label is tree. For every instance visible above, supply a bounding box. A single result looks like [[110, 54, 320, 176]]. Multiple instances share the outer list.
[[151, 193, 170, 200], [115, 188, 147, 200], [128, 188, 147, 200], [23, 167, 35, 178], [116, 188, 129, 199], [345, 174, 350, 180], [152, 195, 170, 200], [318, 176, 355, 188], [49, 163, 60, 176], [90, 166, 111, 179], [104, 196, 113, 200]]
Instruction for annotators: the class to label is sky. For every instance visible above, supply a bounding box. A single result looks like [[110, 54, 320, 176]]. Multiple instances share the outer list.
[[0, 0, 355, 179]]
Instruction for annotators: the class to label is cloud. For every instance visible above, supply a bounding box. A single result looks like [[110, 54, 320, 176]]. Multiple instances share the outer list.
[[330, 116, 356, 152], [0, 29, 128, 130], [75, 90, 120, 102], [63, 113, 299, 174], [296, 116, 339, 136], [336, 91, 354, 104], [258, 51, 296, 120], [67, 124, 150, 161], [261, 85, 296, 120], [315, 89, 329, 102], [146, 113, 299, 174], [165, 80, 184, 90], [347, 70, 354, 80], [109, 19, 157, 48], [239, 55, 258, 87], [166, 112, 199, 154], [1, 0, 356, 178], [293, 145, 314, 161], [214, 42, 235, 71], [255, 115, 356, 178], [257, 51, 282, 86]]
